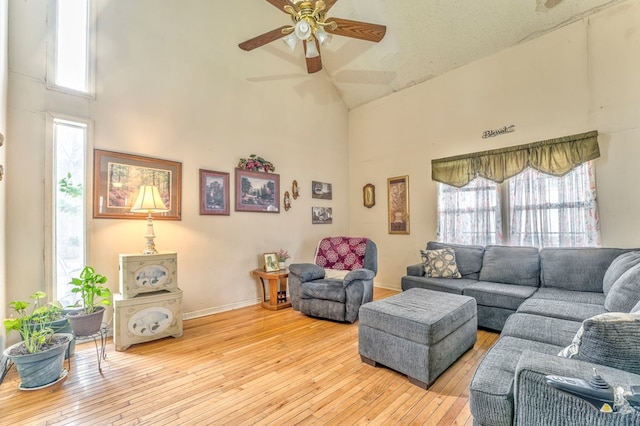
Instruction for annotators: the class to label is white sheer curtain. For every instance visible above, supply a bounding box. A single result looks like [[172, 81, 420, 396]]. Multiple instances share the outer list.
[[509, 162, 601, 247], [437, 177, 503, 246]]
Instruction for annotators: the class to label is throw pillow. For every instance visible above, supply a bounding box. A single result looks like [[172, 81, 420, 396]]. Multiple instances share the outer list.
[[602, 251, 640, 296], [604, 263, 640, 313], [558, 312, 640, 375], [420, 248, 462, 279]]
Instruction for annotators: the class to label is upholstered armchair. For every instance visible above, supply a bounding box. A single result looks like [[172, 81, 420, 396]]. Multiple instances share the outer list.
[[288, 237, 378, 323]]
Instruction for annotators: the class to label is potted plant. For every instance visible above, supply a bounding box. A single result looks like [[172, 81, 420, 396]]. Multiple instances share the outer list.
[[66, 266, 112, 336], [3, 292, 73, 389], [23, 292, 75, 358], [277, 249, 290, 270]]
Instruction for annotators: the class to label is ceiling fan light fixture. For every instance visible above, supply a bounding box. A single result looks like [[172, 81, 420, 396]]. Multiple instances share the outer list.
[[305, 38, 319, 58], [315, 26, 331, 46], [283, 32, 299, 50], [294, 20, 312, 40]]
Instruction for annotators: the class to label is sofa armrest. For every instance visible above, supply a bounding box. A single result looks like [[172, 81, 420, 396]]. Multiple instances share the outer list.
[[288, 263, 325, 282], [344, 269, 375, 287], [407, 263, 424, 277], [514, 351, 640, 425]]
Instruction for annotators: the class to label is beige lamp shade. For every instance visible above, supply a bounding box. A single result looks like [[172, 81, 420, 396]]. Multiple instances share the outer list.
[[130, 185, 169, 213]]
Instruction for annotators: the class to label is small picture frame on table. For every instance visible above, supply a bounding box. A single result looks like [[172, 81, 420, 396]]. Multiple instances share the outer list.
[[263, 253, 279, 272]]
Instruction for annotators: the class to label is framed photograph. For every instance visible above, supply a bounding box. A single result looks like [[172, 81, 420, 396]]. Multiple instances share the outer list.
[[235, 168, 280, 213], [93, 149, 182, 220], [363, 183, 375, 208], [311, 181, 332, 200], [263, 252, 280, 272], [388, 175, 409, 234], [312, 207, 333, 224], [199, 169, 230, 215]]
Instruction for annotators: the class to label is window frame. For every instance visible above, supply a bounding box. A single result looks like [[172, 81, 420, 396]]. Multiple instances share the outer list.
[[46, 0, 96, 98], [45, 112, 93, 303]]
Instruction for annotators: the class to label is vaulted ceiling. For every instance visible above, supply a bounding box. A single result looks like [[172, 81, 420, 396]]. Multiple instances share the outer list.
[[238, 0, 626, 109]]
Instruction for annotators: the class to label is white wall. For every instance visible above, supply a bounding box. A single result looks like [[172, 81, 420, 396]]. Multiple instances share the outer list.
[[6, 0, 349, 336], [349, 0, 640, 290], [0, 0, 8, 352]]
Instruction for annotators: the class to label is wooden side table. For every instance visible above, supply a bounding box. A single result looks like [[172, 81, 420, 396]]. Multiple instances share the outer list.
[[251, 268, 291, 310]]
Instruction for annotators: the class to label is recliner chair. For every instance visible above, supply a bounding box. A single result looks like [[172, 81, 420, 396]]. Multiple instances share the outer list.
[[288, 237, 377, 323]]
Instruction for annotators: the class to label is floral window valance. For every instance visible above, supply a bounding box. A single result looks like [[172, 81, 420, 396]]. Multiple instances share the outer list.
[[431, 130, 600, 188]]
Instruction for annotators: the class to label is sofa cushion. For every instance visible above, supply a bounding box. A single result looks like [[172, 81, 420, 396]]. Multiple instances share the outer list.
[[540, 247, 631, 292], [463, 282, 538, 311], [605, 263, 640, 312], [401, 276, 478, 295], [479, 245, 540, 286], [633, 300, 640, 314], [528, 287, 606, 305], [502, 313, 582, 347], [426, 241, 484, 279], [517, 298, 606, 322], [603, 251, 640, 296], [558, 312, 640, 375], [300, 279, 345, 303], [420, 248, 461, 278]]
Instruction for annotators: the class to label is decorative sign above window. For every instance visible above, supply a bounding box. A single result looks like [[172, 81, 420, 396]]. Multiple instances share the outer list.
[[482, 125, 515, 139]]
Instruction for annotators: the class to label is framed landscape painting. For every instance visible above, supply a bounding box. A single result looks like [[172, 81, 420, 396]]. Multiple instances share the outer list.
[[235, 168, 280, 213], [93, 149, 182, 220], [199, 169, 230, 215]]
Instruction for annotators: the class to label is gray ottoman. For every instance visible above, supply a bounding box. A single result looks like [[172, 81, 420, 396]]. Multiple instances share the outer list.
[[359, 288, 477, 389]]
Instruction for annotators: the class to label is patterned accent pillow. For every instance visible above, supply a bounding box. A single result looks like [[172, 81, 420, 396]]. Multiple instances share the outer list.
[[420, 248, 462, 279], [558, 312, 640, 375]]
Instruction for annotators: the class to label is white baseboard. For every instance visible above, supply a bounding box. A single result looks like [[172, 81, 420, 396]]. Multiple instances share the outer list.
[[184, 298, 262, 320]]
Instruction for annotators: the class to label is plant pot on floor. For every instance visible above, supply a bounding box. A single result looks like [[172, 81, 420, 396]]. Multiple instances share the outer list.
[[66, 306, 105, 337], [3, 332, 73, 389], [25, 317, 76, 358]]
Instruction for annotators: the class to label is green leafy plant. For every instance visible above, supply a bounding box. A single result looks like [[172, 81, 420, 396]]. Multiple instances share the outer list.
[[69, 266, 112, 314], [4, 292, 57, 354], [59, 172, 83, 198]]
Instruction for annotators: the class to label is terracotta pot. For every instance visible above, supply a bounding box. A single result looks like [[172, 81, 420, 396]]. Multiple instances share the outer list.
[[66, 306, 105, 337]]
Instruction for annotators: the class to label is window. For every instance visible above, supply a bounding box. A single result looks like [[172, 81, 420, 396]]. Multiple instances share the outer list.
[[436, 162, 600, 248], [509, 162, 600, 248], [437, 177, 502, 246], [51, 0, 91, 93], [51, 117, 88, 306]]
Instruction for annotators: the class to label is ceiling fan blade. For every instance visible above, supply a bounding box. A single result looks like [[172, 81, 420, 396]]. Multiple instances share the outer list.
[[238, 26, 290, 51], [326, 17, 386, 43], [304, 39, 323, 73], [264, 0, 292, 12]]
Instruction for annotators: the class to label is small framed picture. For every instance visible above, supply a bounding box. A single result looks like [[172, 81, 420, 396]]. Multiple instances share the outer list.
[[263, 252, 280, 272], [311, 181, 332, 200], [199, 169, 230, 215], [312, 207, 333, 224]]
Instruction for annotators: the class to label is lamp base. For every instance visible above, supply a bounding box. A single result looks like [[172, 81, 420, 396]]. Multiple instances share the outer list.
[[141, 213, 159, 255]]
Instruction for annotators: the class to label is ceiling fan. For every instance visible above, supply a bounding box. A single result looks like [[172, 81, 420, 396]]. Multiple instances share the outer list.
[[238, 0, 387, 74]]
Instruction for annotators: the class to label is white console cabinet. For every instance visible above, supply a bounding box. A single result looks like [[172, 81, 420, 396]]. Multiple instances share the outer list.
[[113, 252, 183, 351]]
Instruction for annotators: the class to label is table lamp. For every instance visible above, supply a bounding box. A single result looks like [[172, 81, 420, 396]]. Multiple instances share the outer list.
[[130, 185, 169, 254]]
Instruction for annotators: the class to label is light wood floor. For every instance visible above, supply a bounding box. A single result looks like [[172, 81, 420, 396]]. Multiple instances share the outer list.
[[1, 288, 498, 425]]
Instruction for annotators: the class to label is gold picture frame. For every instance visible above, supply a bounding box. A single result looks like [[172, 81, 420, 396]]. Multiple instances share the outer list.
[[387, 175, 409, 234], [263, 252, 280, 272], [363, 183, 375, 208]]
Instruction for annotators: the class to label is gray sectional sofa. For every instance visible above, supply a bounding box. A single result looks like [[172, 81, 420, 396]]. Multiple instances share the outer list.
[[401, 241, 640, 426]]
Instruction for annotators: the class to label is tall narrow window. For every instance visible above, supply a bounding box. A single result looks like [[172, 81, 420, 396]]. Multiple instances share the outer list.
[[437, 177, 503, 246], [509, 162, 601, 247], [54, 0, 89, 92], [53, 119, 87, 306]]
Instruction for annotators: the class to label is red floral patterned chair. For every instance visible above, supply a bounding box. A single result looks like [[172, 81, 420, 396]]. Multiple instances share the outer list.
[[288, 237, 378, 323]]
